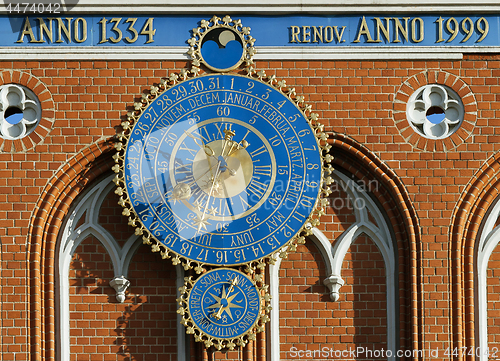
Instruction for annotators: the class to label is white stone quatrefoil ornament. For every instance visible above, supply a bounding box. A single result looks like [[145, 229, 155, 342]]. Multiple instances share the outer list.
[[0, 84, 42, 140], [406, 84, 464, 140]]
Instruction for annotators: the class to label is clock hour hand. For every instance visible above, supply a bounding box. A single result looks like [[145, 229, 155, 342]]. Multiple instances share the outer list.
[[226, 139, 249, 158]]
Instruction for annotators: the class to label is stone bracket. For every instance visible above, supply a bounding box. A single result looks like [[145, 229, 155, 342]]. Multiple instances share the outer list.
[[109, 276, 131, 303], [323, 274, 344, 302]]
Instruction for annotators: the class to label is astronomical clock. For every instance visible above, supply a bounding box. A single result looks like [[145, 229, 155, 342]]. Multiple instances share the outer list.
[[113, 15, 332, 350]]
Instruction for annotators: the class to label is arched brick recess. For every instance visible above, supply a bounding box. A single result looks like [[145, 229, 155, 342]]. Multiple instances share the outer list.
[[69, 235, 116, 359], [393, 70, 477, 152], [279, 234, 387, 360], [346, 234, 387, 349], [68, 232, 178, 360], [487, 245, 500, 347], [279, 241, 333, 358], [26, 139, 116, 360], [118, 243, 178, 359], [329, 132, 422, 356], [98, 188, 136, 248], [0, 70, 55, 153], [450, 151, 500, 359]]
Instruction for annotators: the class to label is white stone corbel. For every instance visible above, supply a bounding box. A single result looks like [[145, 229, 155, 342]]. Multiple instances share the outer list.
[[323, 275, 344, 302], [110, 276, 131, 303]]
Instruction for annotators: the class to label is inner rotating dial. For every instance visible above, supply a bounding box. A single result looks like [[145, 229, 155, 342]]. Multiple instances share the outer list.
[[192, 139, 253, 199]]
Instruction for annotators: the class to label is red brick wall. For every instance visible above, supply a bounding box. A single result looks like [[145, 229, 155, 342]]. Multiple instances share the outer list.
[[98, 189, 136, 248], [70, 235, 178, 360], [69, 235, 117, 359], [1, 56, 500, 359], [279, 235, 387, 360]]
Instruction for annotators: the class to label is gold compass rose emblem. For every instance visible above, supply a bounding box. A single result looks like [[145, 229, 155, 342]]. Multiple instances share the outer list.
[[208, 281, 243, 321]]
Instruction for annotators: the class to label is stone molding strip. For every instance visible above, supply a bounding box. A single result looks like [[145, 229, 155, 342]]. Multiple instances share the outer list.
[[0, 0, 499, 14], [3, 47, 500, 61]]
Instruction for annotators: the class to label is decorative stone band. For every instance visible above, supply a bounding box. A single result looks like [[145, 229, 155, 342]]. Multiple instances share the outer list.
[[393, 70, 477, 152]]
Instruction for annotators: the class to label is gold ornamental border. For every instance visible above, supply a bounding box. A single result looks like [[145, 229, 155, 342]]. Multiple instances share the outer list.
[[177, 267, 271, 350], [112, 16, 334, 275]]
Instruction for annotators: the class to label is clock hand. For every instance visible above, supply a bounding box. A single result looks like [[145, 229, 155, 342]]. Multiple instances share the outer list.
[[217, 136, 248, 175], [197, 128, 235, 232], [183, 130, 215, 158], [212, 275, 239, 320], [174, 131, 249, 209], [184, 130, 217, 182], [221, 140, 248, 177], [227, 139, 250, 157]]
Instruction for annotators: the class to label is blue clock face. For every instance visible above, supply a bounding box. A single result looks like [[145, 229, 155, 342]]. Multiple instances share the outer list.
[[124, 74, 322, 266], [187, 268, 261, 339]]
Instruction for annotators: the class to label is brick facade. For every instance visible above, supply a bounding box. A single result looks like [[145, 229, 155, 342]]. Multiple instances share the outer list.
[[1, 50, 500, 360]]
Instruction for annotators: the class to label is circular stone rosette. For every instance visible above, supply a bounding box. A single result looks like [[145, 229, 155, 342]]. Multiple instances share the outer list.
[[0, 84, 42, 140], [187, 15, 256, 72], [112, 53, 333, 275], [406, 84, 464, 140], [177, 268, 270, 350]]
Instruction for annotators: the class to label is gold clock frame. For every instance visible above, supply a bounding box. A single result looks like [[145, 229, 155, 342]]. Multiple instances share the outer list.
[[112, 15, 333, 350], [112, 65, 333, 275]]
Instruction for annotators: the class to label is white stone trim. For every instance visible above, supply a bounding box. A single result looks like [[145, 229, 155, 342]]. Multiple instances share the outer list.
[[109, 276, 131, 303], [269, 169, 397, 361], [257, 47, 469, 60], [4, 46, 500, 60], [1, 0, 498, 14], [476, 198, 500, 361], [269, 256, 283, 361], [56, 174, 186, 360], [176, 265, 187, 361]]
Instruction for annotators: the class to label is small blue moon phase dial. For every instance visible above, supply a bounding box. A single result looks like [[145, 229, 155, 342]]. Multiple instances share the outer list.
[[200, 28, 244, 72], [188, 15, 256, 72], [177, 268, 269, 350]]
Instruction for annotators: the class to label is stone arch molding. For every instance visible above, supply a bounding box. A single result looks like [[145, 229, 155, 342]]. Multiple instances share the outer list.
[[58, 174, 139, 302], [475, 196, 500, 360], [56, 174, 186, 361], [326, 171, 395, 303], [450, 152, 500, 355], [269, 169, 397, 361]]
